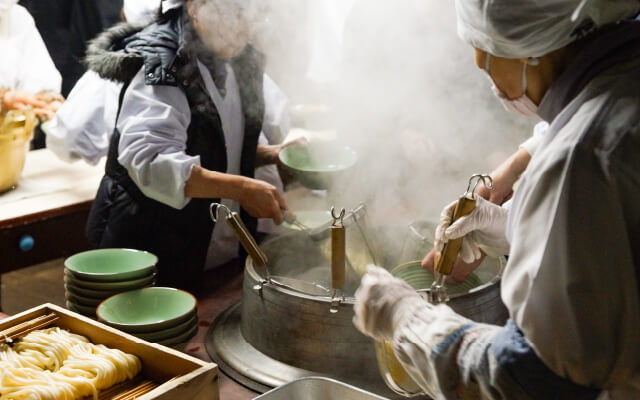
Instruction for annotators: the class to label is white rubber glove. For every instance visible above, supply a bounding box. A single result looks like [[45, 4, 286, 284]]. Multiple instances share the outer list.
[[353, 265, 422, 341], [434, 195, 510, 262]]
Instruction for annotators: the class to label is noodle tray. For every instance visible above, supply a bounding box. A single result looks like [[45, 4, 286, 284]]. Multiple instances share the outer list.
[[0, 303, 219, 400]]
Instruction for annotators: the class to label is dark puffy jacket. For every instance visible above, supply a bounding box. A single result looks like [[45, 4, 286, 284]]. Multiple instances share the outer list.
[[84, 8, 265, 293]]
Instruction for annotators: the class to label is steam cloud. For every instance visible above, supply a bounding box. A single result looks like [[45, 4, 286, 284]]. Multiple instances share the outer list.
[[194, 0, 538, 238], [257, 0, 538, 228]]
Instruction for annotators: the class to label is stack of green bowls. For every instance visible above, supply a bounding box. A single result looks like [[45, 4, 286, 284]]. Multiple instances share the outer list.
[[64, 249, 158, 317], [96, 287, 198, 346]]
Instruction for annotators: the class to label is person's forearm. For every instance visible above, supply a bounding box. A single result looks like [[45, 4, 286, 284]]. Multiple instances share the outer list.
[[255, 144, 278, 167], [184, 164, 247, 200], [507, 146, 532, 181], [392, 304, 506, 399]]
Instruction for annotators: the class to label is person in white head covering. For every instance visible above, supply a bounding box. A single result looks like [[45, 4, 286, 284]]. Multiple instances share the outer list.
[[354, 1, 640, 399], [0, 0, 62, 118]]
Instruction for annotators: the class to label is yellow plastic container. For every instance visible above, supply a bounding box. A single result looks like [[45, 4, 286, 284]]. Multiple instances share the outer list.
[[0, 109, 36, 192]]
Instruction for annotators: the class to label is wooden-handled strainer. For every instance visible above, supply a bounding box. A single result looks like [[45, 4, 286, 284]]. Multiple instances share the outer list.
[[429, 174, 493, 304]]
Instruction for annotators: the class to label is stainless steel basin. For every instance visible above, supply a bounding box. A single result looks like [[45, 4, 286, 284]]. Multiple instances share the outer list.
[[254, 377, 390, 400]]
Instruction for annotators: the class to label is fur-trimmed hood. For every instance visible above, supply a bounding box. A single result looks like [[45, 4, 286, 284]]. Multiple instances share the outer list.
[[85, 21, 150, 83], [84, 9, 184, 86]]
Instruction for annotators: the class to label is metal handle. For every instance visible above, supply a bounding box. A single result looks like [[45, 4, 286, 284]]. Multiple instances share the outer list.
[[210, 203, 268, 268], [330, 207, 346, 290], [329, 207, 346, 313], [434, 173, 493, 276]]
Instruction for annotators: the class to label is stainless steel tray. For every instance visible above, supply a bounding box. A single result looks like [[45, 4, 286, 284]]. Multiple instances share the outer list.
[[254, 377, 390, 400]]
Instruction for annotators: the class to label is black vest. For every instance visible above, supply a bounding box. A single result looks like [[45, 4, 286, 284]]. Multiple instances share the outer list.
[[85, 9, 265, 293]]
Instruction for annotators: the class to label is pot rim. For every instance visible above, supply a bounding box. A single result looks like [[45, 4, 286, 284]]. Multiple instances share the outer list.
[[392, 259, 505, 300], [245, 255, 505, 305]]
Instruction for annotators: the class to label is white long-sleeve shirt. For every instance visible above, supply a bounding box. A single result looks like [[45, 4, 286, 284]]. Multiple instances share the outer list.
[[389, 26, 640, 400], [44, 71, 120, 165], [116, 66, 198, 210], [0, 4, 61, 93], [503, 57, 640, 391], [116, 61, 288, 268]]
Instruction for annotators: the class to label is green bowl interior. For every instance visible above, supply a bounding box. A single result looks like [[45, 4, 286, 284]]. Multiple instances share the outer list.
[[97, 288, 196, 326], [279, 143, 357, 173], [391, 261, 483, 296], [65, 249, 157, 278]]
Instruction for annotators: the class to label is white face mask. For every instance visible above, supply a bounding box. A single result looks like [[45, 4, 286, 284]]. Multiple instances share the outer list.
[[484, 54, 539, 117]]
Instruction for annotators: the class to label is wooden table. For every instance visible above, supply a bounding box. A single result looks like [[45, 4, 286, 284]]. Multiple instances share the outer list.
[[0, 149, 104, 310]]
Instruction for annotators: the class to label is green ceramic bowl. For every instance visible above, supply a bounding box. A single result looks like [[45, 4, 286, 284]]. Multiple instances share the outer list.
[[65, 291, 102, 307], [158, 323, 198, 346], [97, 287, 197, 333], [64, 270, 155, 291], [64, 283, 122, 299], [390, 261, 483, 297], [279, 142, 357, 189], [65, 249, 157, 282], [133, 315, 198, 342], [66, 300, 96, 317]]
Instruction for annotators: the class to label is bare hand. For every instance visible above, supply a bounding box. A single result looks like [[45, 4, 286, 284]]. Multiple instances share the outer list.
[[238, 178, 288, 224], [256, 137, 308, 167], [421, 248, 485, 284], [2, 90, 47, 111]]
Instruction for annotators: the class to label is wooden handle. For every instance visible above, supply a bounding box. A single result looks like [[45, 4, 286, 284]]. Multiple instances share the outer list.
[[331, 225, 346, 290], [434, 196, 476, 276], [225, 212, 268, 268]]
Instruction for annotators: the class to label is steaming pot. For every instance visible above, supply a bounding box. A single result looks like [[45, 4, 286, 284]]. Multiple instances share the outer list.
[[207, 223, 508, 398]]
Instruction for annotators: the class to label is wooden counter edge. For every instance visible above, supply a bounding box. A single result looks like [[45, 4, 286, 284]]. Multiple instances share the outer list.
[[0, 200, 93, 230]]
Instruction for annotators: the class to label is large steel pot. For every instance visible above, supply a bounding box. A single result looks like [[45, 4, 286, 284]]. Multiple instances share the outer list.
[[210, 224, 508, 398]]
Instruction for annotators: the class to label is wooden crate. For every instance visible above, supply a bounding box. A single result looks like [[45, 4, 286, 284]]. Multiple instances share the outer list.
[[0, 303, 219, 400]]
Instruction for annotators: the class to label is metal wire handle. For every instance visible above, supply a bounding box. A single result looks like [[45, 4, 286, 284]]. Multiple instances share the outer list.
[[331, 207, 346, 227], [465, 174, 494, 199], [210, 202, 232, 222]]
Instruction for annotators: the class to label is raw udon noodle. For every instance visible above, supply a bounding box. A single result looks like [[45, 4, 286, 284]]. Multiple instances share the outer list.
[[0, 327, 141, 400]]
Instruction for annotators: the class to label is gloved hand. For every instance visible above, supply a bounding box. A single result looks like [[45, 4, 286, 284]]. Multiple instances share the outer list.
[[434, 195, 510, 262], [353, 265, 422, 341]]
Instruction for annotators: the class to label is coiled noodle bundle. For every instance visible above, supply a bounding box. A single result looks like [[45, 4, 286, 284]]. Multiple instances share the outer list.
[[0, 327, 141, 400]]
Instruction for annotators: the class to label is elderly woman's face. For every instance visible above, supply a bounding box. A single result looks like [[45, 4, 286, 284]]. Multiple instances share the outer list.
[[474, 49, 528, 100]]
